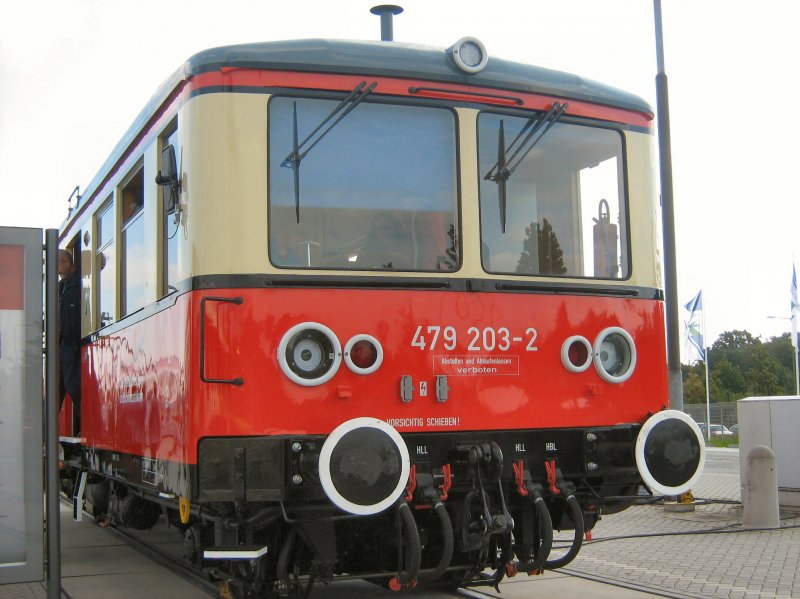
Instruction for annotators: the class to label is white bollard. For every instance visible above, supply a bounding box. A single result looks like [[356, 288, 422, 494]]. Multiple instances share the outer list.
[[742, 445, 780, 528]]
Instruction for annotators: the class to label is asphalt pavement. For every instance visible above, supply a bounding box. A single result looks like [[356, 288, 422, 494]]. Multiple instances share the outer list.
[[3, 447, 799, 599]]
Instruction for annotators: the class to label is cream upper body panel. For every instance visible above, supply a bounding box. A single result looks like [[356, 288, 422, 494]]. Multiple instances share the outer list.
[[181, 92, 660, 290], [624, 130, 662, 289], [62, 88, 660, 337], [181, 93, 269, 277]]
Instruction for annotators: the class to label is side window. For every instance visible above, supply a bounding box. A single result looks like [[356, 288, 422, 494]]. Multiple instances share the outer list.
[[161, 125, 180, 294], [96, 200, 115, 327], [121, 168, 146, 316]]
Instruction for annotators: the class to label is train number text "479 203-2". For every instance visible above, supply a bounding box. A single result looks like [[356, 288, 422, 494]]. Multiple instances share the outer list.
[[410, 325, 539, 352]]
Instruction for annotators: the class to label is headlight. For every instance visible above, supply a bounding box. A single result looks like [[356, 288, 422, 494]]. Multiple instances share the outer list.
[[344, 334, 383, 375], [561, 335, 593, 373], [593, 327, 636, 383], [277, 322, 342, 386]]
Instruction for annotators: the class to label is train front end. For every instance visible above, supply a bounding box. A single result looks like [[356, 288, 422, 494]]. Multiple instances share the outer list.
[[69, 36, 704, 596]]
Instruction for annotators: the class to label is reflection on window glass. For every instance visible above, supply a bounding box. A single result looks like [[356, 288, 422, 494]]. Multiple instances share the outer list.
[[478, 112, 627, 279], [97, 202, 115, 327], [98, 205, 114, 248], [163, 127, 180, 292], [268, 97, 458, 271], [98, 246, 115, 327], [121, 169, 150, 316], [123, 215, 147, 315]]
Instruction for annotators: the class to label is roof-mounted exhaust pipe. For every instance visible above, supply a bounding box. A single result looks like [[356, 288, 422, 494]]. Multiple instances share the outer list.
[[370, 5, 403, 42]]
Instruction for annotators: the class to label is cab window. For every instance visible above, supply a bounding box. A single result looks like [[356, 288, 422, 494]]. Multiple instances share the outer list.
[[268, 97, 459, 272], [478, 112, 628, 279]]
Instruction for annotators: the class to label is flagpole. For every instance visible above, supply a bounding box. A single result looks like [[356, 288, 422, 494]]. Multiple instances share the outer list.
[[702, 293, 711, 441], [792, 262, 799, 395], [704, 347, 711, 441]]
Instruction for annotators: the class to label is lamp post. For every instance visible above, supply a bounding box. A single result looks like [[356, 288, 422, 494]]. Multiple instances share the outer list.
[[767, 315, 800, 395], [653, 0, 683, 411]]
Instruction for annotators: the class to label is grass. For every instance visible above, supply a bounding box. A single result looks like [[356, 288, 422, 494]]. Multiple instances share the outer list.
[[706, 435, 739, 448]]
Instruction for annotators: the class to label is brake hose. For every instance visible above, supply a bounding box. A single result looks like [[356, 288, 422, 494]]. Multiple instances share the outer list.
[[543, 493, 584, 570], [389, 502, 422, 589], [416, 502, 454, 584]]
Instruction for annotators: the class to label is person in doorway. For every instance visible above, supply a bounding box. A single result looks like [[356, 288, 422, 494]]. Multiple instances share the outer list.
[[58, 249, 81, 435]]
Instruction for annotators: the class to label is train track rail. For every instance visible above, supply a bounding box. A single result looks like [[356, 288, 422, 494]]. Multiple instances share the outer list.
[[68, 499, 706, 599], [452, 569, 709, 599]]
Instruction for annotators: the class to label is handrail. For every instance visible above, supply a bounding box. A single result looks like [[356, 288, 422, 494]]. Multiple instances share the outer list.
[[199, 296, 244, 386]]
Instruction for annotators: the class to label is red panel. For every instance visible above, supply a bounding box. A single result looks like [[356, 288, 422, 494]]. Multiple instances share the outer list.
[[0, 245, 24, 310], [58, 396, 75, 437], [188, 70, 654, 128], [81, 288, 667, 468], [82, 295, 193, 492]]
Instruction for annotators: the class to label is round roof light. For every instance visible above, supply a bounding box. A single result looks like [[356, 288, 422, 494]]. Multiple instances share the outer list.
[[448, 37, 489, 74]]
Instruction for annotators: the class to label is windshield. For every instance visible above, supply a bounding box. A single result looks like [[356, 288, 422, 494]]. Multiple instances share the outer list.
[[269, 97, 459, 271], [478, 112, 628, 279]]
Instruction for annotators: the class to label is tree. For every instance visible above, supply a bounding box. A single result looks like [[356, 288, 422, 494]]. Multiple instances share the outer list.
[[712, 357, 746, 401], [516, 218, 566, 275], [684, 329, 797, 405], [749, 352, 784, 396], [682, 370, 707, 404], [712, 330, 760, 351]]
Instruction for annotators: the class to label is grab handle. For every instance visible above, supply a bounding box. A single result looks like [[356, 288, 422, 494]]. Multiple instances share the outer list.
[[199, 296, 244, 386]]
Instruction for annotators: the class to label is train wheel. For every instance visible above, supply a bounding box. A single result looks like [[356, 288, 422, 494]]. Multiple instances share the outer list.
[[60, 474, 76, 499], [183, 524, 206, 568]]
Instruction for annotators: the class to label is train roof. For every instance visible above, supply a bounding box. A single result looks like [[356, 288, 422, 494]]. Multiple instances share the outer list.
[[187, 39, 652, 114], [68, 38, 652, 229]]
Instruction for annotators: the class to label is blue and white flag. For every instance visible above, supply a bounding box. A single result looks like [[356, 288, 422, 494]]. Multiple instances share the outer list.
[[791, 264, 798, 349], [684, 290, 705, 361]]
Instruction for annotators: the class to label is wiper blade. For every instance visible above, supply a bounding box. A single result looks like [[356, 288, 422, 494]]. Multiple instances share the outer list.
[[484, 102, 568, 232], [281, 81, 377, 223], [496, 120, 508, 233], [291, 102, 300, 223]]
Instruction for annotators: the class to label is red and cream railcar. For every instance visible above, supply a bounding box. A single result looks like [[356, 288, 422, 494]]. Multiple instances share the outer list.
[[59, 34, 704, 596]]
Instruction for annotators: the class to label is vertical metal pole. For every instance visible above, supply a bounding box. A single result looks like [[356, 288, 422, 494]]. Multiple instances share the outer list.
[[370, 5, 403, 42], [380, 12, 393, 41], [45, 229, 61, 599], [654, 0, 683, 411], [705, 349, 712, 441]]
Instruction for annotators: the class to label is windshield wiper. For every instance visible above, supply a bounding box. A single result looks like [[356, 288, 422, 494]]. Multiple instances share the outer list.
[[484, 102, 568, 233], [281, 81, 377, 223]]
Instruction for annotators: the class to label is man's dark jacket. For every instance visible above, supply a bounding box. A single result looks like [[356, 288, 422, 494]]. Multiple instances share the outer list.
[[59, 269, 81, 405]]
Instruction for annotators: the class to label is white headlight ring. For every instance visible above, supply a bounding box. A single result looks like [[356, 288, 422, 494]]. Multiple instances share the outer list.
[[277, 322, 342, 387], [593, 327, 637, 383]]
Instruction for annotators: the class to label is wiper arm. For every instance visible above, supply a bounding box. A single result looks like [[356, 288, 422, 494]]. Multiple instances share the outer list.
[[281, 81, 378, 223], [483, 102, 568, 233]]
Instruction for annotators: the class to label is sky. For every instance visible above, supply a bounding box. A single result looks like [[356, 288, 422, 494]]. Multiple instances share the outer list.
[[2, 0, 799, 358]]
